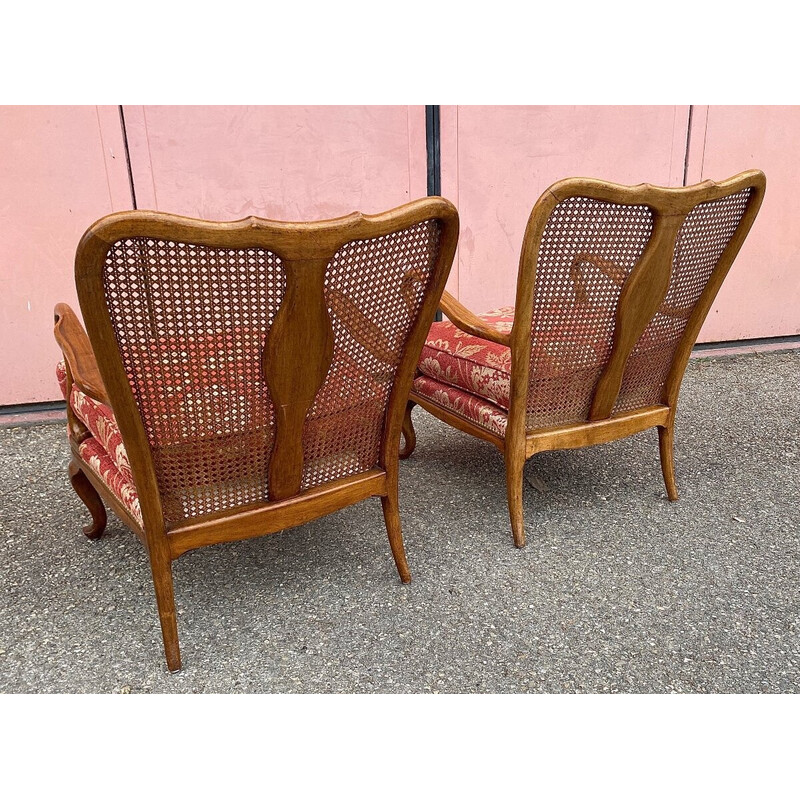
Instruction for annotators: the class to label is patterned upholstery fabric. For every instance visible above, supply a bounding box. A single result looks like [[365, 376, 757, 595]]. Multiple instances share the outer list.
[[58, 350, 385, 524], [413, 374, 508, 437], [417, 304, 624, 402], [418, 307, 514, 410], [416, 304, 676, 435], [71, 387, 133, 484], [57, 361, 134, 484], [78, 436, 142, 526], [58, 360, 140, 524], [415, 308, 514, 436], [56, 360, 68, 399]]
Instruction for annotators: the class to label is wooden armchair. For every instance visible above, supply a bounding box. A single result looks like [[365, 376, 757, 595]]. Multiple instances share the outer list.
[[55, 199, 458, 670], [403, 171, 766, 547]]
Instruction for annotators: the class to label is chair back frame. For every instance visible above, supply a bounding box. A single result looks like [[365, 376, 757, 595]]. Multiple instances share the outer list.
[[505, 170, 766, 458], [75, 199, 459, 560]]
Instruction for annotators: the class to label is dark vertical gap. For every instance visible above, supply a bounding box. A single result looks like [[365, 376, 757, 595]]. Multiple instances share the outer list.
[[683, 105, 694, 187], [119, 105, 138, 209], [426, 105, 441, 196], [426, 105, 442, 319]]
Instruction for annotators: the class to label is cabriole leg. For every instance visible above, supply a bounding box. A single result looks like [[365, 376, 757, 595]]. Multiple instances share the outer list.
[[658, 423, 679, 501], [400, 400, 417, 459], [381, 491, 411, 584], [68, 459, 107, 539]]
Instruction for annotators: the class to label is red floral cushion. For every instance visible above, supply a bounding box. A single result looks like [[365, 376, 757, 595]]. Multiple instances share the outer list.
[[71, 387, 133, 484], [56, 360, 68, 399], [418, 304, 626, 409], [413, 375, 508, 437], [418, 308, 514, 410], [78, 436, 142, 527], [58, 360, 140, 521], [417, 304, 618, 406], [57, 362, 134, 486], [122, 326, 271, 440], [417, 303, 677, 432], [58, 339, 388, 522]]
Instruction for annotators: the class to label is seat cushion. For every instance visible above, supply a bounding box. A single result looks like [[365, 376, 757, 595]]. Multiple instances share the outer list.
[[78, 435, 143, 527], [412, 374, 508, 437], [416, 303, 674, 431], [417, 303, 619, 409], [57, 361, 133, 484], [58, 351, 388, 524], [417, 304, 623, 406], [418, 307, 515, 410]]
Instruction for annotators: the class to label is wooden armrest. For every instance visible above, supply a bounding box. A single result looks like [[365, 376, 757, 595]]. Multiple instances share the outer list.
[[53, 303, 111, 406], [439, 291, 512, 347], [326, 267, 455, 364], [570, 252, 627, 303], [325, 288, 396, 363], [570, 252, 691, 321]]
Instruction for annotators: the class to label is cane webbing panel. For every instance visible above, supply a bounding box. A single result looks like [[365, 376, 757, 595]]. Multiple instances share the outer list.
[[102, 220, 443, 527], [103, 239, 285, 526], [612, 187, 752, 413], [526, 197, 654, 428], [524, 189, 753, 429], [301, 219, 443, 489]]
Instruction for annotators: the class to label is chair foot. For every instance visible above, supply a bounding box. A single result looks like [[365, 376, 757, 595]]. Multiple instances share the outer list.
[[505, 449, 526, 548], [381, 493, 411, 583], [150, 551, 182, 671], [68, 459, 107, 539], [658, 424, 679, 501], [399, 401, 417, 459]]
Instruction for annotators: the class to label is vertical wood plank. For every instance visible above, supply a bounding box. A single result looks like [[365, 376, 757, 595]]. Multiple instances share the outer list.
[[263, 258, 334, 500], [589, 214, 684, 420]]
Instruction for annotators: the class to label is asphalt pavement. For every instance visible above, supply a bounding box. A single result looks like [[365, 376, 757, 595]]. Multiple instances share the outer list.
[[1, 350, 798, 693]]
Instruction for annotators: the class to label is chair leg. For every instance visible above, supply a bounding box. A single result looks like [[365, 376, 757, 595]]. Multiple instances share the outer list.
[[505, 447, 526, 548], [658, 423, 679, 501], [149, 550, 181, 671], [68, 459, 107, 539], [381, 491, 411, 584], [399, 400, 417, 459]]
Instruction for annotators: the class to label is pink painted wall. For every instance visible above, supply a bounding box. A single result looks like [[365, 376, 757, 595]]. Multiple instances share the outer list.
[[121, 105, 428, 219], [1, 105, 427, 404], [0, 106, 130, 405], [1, 105, 797, 405], [686, 106, 800, 340], [440, 105, 690, 313], [441, 105, 795, 344]]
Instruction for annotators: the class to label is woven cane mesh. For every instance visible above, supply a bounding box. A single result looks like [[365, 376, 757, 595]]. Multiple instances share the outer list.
[[102, 220, 443, 527], [103, 239, 285, 527], [301, 219, 442, 490], [612, 188, 752, 413], [526, 197, 654, 428]]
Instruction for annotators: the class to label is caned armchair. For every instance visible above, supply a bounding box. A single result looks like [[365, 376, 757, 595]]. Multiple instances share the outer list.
[[403, 171, 766, 547], [54, 199, 458, 670]]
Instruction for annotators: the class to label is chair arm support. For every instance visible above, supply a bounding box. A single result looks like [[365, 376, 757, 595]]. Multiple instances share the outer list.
[[53, 303, 111, 406], [570, 252, 691, 320], [438, 291, 512, 347]]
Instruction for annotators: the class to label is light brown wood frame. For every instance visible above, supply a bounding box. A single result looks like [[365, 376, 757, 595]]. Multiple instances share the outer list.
[[57, 198, 458, 671], [406, 170, 766, 548]]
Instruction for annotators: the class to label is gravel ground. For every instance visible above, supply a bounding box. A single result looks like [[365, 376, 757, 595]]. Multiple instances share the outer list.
[[1, 350, 798, 693]]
